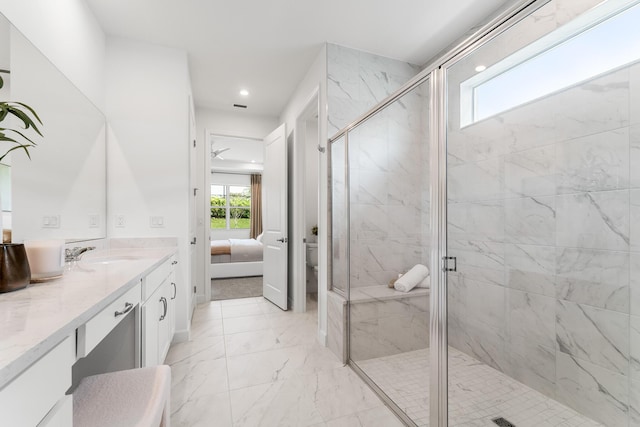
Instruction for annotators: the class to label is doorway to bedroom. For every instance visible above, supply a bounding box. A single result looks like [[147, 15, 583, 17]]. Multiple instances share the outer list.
[[208, 135, 265, 301]]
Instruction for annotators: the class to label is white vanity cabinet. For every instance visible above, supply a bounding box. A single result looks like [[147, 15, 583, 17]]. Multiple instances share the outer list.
[[0, 247, 178, 427], [141, 256, 177, 367], [0, 335, 74, 427]]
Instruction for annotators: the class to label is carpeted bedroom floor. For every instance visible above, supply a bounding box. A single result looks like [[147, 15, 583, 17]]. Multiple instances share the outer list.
[[211, 276, 263, 300]]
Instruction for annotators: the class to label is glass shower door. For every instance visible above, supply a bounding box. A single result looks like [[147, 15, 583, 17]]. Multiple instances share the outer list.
[[345, 78, 432, 426], [444, 0, 640, 425]]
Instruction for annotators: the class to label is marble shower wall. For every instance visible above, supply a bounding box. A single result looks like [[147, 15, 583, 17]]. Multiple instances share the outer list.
[[327, 45, 425, 364], [325, 44, 430, 289], [346, 81, 430, 289], [350, 293, 429, 361], [327, 43, 421, 137], [447, 54, 640, 427]]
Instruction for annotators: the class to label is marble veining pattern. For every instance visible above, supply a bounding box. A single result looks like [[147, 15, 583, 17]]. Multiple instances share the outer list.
[[168, 295, 403, 426], [442, 10, 640, 424], [556, 300, 629, 375], [555, 248, 629, 313], [0, 246, 176, 388], [332, 43, 429, 291]]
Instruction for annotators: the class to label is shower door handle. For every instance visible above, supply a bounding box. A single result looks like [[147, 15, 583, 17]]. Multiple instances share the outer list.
[[442, 256, 457, 272]]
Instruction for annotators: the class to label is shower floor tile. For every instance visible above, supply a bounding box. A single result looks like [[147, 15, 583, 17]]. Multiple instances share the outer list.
[[356, 348, 603, 427]]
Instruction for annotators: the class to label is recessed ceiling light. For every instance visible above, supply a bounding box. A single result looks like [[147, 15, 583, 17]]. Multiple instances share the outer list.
[[251, 160, 256, 163], [475, 65, 487, 72], [239, 89, 249, 97]]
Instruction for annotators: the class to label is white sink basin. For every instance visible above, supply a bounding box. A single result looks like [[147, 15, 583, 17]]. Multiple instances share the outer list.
[[81, 254, 141, 264]]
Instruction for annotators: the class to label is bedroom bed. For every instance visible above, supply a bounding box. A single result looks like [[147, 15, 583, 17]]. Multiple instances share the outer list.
[[210, 237, 263, 278]]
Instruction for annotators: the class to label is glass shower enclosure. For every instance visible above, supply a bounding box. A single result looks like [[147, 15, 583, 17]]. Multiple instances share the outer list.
[[330, 0, 640, 425]]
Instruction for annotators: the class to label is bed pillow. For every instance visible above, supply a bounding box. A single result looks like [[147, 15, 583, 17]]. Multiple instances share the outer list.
[[256, 233, 264, 243]]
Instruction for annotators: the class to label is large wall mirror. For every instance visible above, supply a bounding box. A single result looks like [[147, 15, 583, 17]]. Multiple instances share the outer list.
[[0, 13, 106, 242]]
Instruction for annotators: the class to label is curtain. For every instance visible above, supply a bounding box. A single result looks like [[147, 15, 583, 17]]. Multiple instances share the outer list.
[[250, 174, 262, 239]]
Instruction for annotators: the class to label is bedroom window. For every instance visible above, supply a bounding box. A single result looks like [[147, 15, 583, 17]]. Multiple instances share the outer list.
[[211, 185, 251, 229]]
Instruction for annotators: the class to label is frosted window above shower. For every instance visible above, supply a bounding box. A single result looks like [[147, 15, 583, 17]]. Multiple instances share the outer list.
[[460, 0, 640, 126]]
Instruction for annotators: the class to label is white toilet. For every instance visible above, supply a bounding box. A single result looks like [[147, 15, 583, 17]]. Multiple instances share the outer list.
[[306, 242, 318, 292]]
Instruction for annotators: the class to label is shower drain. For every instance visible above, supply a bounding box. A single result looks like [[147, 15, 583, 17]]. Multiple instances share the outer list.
[[492, 417, 516, 427]]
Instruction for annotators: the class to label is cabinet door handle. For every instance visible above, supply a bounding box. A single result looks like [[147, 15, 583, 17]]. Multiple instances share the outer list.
[[114, 302, 133, 317], [159, 297, 168, 321], [171, 282, 177, 300]]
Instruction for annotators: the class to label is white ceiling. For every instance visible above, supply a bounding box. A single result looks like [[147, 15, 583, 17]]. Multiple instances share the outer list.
[[85, 0, 514, 117], [211, 135, 263, 163]]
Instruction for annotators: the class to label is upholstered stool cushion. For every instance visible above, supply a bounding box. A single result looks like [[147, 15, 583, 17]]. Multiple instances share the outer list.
[[74, 365, 171, 427]]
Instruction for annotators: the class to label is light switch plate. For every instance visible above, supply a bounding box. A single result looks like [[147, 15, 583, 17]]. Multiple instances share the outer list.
[[115, 215, 126, 228], [89, 214, 99, 228]]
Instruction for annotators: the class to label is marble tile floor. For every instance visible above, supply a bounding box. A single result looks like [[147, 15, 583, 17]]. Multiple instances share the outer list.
[[167, 294, 404, 426], [356, 348, 603, 427]]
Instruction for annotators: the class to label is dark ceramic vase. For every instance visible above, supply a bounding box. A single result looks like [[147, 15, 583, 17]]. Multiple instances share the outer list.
[[0, 244, 31, 293]]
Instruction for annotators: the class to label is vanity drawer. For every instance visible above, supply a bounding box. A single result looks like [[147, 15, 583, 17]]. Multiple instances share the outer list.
[[0, 335, 74, 427], [142, 256, 175, 300], [38, 394, 72, 427], [77, 283, 141, 358]]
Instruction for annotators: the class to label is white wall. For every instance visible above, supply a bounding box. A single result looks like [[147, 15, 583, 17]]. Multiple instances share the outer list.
[[211, 172, 251, 186], [0, 0, 106, 111], [0, 15, 8, 69], [105, 37, 192, 339], [279, 45, 328, 340], [194, 107, 277, 301]]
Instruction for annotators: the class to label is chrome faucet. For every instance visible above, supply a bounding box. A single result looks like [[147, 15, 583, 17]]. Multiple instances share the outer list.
[[65, 246, 96, 262]]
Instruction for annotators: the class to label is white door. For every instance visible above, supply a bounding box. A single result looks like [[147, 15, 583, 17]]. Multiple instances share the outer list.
[[262, 124, 288, 310], [141, 293, 160, 367]]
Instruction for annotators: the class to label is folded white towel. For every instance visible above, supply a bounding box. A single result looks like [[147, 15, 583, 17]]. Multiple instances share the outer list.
[[394, 264, 430, 293], [417, 274, 430, 288]]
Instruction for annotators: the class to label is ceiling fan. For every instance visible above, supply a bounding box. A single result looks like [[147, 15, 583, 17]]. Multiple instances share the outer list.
[[211, 147, 230, 160]]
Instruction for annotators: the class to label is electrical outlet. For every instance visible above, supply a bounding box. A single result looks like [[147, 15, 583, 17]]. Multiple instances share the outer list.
[[115, 215, 126, 228], [150, 216, 164, 228], [42, 215, 60, 228]]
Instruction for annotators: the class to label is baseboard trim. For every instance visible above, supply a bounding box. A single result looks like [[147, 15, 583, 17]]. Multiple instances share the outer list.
[[172, 329, 190, 344], [317, 329, 327, 346]]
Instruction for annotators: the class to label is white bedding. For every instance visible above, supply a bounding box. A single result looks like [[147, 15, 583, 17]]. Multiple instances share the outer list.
[[210, 238, 264, 279], [210, 238, 263, 263], [229, 238, 263, 262]]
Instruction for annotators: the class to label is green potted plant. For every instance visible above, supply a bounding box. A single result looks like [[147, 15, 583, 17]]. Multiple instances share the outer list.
[[0, 69, 43, 162], [0, 68, 42, 291]]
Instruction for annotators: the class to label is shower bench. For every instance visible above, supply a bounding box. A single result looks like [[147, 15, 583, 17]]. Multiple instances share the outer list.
[[327, 285, 429, 363]]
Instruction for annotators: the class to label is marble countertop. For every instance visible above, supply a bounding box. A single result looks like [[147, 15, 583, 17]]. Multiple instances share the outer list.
[[0, 246, 176, 388]]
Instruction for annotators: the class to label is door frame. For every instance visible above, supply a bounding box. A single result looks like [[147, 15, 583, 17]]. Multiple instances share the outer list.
[[203, 130, 264, 303], [291, 88, 320, 313]]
